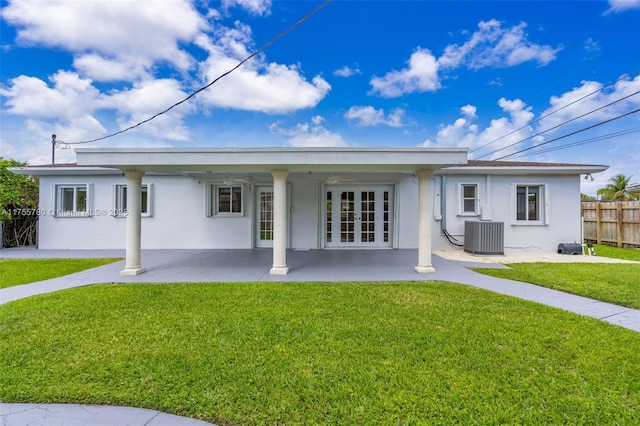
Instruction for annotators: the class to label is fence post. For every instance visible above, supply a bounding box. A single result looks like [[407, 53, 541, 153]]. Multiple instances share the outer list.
[[596, 203, 602, 245], [617, 202, 623, 248]]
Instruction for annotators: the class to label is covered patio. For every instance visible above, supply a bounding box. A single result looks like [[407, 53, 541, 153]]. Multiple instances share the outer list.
[[74, 147, 468, 276]]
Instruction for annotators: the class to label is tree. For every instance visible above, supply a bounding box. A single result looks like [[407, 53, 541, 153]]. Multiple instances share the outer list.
[[1, 158, 39, 247], [596, 174, 639, 201], [581, 193, 596, 201]]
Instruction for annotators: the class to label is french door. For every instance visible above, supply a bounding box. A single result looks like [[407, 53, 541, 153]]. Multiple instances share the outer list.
[[325, 185, 394, 248]]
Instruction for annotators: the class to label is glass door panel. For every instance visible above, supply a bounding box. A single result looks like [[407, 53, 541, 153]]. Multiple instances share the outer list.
[[256, 187, 273, 248], [340, 191, 355, 243]]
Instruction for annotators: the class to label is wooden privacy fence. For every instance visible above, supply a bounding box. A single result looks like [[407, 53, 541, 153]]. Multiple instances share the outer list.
[[581, 201, 640, 248]]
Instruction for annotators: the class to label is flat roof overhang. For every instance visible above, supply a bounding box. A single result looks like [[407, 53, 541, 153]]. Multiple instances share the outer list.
[[9, 166, 122, 176], [437, 164, 609, 176], [74, 147, 469, 173]]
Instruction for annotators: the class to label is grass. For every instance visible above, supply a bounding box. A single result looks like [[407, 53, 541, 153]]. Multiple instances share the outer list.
[[1, 282, 640, 425], [0, 258, 121, 289], [473, 244, 640, 309], [592, 244, 640, 261], [473, 263, 640, 309]]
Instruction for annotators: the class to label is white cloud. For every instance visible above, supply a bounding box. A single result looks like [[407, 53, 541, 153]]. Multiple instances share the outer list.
[[0, 130, 75, 165], [0, 71, 102, 120], [369, 48, 440, 98], [106, 79, 194, 141], [222, 0, 271, 16], [344, 106, 405, 127], [334, 66, 362, 78], [537, 75, 640, 132], [195, 24, 330, 113], [0, 70, 192, 142], [583, 37, 601, 54], [438, 20, 561, 70], [0, 116, 108, 165], [269, 116, 347, 147], [72, 54, 151, 83], [606, 0, 640, 13], [1, 0, 206, 81], [0, 0, 331, 151], [422, 99, 535, 160], [370, 20, 561, 98], [460, 105, 478, 119]]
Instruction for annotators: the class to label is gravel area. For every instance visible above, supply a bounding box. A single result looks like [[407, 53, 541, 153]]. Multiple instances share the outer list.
[[434, 249, 640, 264]]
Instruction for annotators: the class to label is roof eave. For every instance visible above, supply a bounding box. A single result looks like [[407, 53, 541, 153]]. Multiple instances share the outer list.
[[9, 166, 122, 176], [438, 165, 609, 175]]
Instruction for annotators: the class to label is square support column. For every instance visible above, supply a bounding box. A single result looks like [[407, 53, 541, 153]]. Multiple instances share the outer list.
[[270, 170, 289, 275], [415, 169, 436, 274], [120, 170, 147, 276]]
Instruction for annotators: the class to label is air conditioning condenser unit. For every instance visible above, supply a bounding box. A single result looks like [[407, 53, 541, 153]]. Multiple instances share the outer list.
[[464, 221, 504, 255]]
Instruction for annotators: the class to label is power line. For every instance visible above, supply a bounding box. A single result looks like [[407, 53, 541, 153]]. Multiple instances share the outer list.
[[506, 127, 640, 160], [469, 67, 640, 157], [494, 108, 640, 160], [61, 0, 332, 146], [475, 89, 640, 160]]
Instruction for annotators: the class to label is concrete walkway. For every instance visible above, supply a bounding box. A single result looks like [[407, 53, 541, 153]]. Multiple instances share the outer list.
[[1, 248, 639, 425], [0, 403, 215, 426]]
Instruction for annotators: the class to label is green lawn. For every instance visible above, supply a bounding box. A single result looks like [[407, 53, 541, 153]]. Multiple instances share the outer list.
[[0, 258, 121, 289], [473, 245, 640, 309], [473, 263, 640, 309], [1, 282, 639, 425], [592, 244, 640, 261]]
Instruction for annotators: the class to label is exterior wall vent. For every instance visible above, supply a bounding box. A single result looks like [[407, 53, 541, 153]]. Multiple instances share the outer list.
[[464, 221, 504, 255]]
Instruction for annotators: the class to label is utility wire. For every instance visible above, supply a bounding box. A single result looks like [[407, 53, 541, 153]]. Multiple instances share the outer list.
[[469, 67, 640, 157], [61, 0, 332, 146], [494, 107, 640, 160], [506, 127, 640, 159], [475, 89, 640, 160]]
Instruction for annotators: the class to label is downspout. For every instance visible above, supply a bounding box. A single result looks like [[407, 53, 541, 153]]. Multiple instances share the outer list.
[[440, 175, 447, 233]]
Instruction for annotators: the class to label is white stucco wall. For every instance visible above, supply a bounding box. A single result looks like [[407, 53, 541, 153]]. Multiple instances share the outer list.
[[289, 177, 319, 250], [431, 173, 582, 252], [38, 175, 253, 249], [395, 176, 420, 249], [36, 171, 582, 252]]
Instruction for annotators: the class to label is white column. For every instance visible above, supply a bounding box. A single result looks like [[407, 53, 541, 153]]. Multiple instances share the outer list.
[[415, 169, 436, 274], [270, 170, 289, 275], [120, 170, 147, 276]]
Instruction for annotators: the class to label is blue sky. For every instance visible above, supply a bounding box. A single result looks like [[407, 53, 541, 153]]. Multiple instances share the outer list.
[[1, 0, 639, 195]]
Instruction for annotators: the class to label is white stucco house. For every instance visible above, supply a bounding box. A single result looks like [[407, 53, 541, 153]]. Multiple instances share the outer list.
[[11, 147, 607, 276]]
